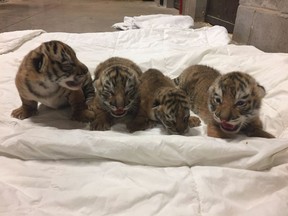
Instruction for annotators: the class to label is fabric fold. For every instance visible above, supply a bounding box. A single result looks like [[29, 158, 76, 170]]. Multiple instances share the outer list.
[[0, 29, 45, 55], [112, 14, 194, 30]]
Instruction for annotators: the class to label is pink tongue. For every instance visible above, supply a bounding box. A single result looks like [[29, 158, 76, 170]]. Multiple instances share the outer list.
[[221, 121, 236, 130], [114, 109, 125, 115]]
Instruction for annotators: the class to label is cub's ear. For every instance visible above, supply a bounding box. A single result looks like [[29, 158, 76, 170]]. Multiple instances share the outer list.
[[208, 85, 215, 94], [94, 62, 106, 81], [94, 71, 101, 81], [255, 83, 266, 98], [32, 53, 44, 73], [209, 76, 220, 93], [94, 79, 101, 89], [173, 76, 180, 86]]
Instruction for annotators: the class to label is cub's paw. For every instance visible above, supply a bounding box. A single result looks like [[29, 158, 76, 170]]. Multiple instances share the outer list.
[[71, 109, 95, 122], [188, 116, 201, 127], [126, 117, 154, 133], [11, 106, 37, 120], [90, 119, 111, 131]]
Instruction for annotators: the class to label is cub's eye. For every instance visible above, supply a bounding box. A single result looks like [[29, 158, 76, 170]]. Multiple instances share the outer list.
[[165, 120, 175, 127], [61, 63, 73, 72], [214, 97, 222, 104], [102, 91, 113, 98], [125, 86, 135, 94], [152, 100, 160, 108], [235, 100, 246, 107], [33, 54, 44, 72], [165, 114, 174, 121]]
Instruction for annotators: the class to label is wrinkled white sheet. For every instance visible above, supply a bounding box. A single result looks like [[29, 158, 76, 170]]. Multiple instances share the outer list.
[[112, 14, 194, 30], [0, 29, 44, 55], [0, 26, 288, 216]]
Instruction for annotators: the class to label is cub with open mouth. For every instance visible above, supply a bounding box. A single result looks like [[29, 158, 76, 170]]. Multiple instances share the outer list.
[[174, 65, 275, 138], [90, 57, 143, 130], [11, 40, 95, 122]]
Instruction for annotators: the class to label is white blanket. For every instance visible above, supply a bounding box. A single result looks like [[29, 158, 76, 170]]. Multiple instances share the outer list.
[[112, 14, 194, 30], [0, 26, 288, 216]]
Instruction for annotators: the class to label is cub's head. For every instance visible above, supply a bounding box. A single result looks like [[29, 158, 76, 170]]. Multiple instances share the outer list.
[[153, 88, 190, 135], [208, 72, 266, 134], [94, 63, 142, 118], [28, 40, 89, 90]]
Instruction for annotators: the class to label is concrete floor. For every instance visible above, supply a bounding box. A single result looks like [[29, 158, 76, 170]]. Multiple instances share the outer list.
[[0, 0, 180, 33]]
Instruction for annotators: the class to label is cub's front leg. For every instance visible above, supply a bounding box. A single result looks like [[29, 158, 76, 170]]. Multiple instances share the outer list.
[[90, 107, 112, 131], [126, 115, 155, 133], [11, 96, 38, 119], [243, 118, 275, 138], [245, 128, 275, 138], [68, 90, 95, 122], [126, 106, 156, 132]]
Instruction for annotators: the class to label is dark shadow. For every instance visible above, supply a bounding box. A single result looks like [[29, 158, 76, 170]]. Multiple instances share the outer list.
[[29, 104, 88, 130]]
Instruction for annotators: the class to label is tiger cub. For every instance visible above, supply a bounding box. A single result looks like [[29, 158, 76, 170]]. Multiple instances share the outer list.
[[127, 68, 201, 135], [90, 57, 143, 130], [11, 40, 95, 122], [174, 65, 274, 138]]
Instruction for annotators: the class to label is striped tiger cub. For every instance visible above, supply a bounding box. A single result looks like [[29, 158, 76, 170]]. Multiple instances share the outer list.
[[174, 65, 275, 138], [11, 40, 95, 122], [127, 68, 201, 135], [90, 57, 143, 130]]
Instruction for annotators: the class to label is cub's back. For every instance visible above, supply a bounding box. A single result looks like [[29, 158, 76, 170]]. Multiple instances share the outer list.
[[140, 69, 174, 92], [177, 65, 220, 115], [131, 68, 197, 135], [138, 69, 175, 113]]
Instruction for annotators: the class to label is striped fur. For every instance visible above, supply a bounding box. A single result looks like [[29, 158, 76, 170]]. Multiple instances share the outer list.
[[90, 57, 143, 131], [127, 69, 200, 135], [175, 65, 274, 138], [11, 40, 95, 122]]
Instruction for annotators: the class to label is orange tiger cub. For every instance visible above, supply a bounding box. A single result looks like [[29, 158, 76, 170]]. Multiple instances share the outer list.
[[127, 68, 200, 135], [174, 65, 274, 138], [90, 57, 143, 130], [11, 40, 95, 122]]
